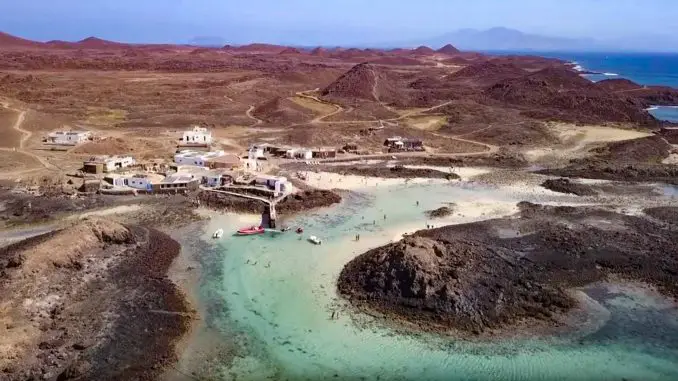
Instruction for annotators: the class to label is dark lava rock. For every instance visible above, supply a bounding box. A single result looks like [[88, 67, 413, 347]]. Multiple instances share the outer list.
[[276, 189, 342, 215], [539, 136, 678, 184], [338, 203, 678, 334], [541, 178, 596, 196], [644, 207, 678, 225], [425, 206, 455, 218], [328, 165, 460, 180], [338, 235, 574, 334]]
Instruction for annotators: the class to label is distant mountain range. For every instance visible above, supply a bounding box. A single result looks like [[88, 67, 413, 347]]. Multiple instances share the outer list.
[[351, 27, 678, 53], [414, 27, 598, 52]]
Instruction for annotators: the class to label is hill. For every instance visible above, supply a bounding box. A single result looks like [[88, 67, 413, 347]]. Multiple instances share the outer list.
[[77, 36, 128, 48], [236, 43, 287, 54], [320, 62, 400, 104], [596, 79, 678, 107], [485, 67, 658, 125], [252, 97, 316, 124], [0, 31, 43, 48], [448, 60, 527, 85], [413, 46, 435, 55], [595, 78, 643, 92], [279, 47, 303, 55], [436, 44, 460, 55]]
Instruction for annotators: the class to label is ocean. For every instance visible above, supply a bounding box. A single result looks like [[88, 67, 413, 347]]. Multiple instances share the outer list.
[[494, 51, 678, 122]]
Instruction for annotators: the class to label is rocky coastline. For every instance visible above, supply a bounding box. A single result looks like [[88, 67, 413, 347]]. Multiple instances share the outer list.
[[338, 203, 678, 337], [0, 219, 193, 380]]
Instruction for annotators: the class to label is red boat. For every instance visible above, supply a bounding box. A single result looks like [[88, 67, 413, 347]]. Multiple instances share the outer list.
[[236, 226, 265, 236]]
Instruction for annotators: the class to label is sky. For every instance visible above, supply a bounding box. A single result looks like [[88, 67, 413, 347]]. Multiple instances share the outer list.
[[2, 0, 678, 47]]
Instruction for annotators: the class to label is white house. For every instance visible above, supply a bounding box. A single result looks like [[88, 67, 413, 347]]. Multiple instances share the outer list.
[[174, 150, 225, 167], [46, 131, 91, 146], [180, 126, 212, 146], [294, 149, 313, 160], [125, 174, 153, 190], [255, 175, 289, 196], [83, 155, 136, 174]]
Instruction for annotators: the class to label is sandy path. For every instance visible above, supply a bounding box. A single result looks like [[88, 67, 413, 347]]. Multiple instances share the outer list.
[[0, 102, 56, 176], [245, 105, 263, 126], [295, 89, 344, 123]]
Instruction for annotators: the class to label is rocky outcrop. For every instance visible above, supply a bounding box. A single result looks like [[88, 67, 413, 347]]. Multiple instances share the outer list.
[[0, 219, 191, 380], [338, 235, 574, 334], [539, 135, 678, 184], [541, 178, 597, 196], [276, 190, 342, 215], [597, 79, 678, 107], [339, 203, 678, 335], [425, 206, 455, 218]]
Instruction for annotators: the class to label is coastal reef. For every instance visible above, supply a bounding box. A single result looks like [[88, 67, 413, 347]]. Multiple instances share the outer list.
[[338, 203, 678, 335]]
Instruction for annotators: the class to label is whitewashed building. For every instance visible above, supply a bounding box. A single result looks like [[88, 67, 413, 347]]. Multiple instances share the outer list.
[[180, 126, 212, 146], [45, 131, 91, 146], [83, 155, 136, 174], [174, 150, 225, 167], [125, 174, 153, 190], [255, 175, 289, 196], [295, 149, 313, 160]]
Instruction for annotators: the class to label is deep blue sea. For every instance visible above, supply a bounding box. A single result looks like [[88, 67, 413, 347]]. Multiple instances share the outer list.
[[490, 51, 678, 122]]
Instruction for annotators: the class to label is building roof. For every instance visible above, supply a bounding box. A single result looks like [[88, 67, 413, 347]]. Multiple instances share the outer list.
[[162, 174, 197, 184], [49, 130, 90, 137], [84, 155, 135, 164], [205, 154, 241, 165], [175, 150, 224, 160]]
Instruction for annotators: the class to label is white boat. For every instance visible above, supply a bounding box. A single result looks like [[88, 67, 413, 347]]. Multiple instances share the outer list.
[[213, 229, 224, 239], [308, 235, 322, 245]]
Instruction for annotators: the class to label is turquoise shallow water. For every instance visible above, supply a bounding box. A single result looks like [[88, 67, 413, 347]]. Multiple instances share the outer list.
[[198, 183, 678, 381]]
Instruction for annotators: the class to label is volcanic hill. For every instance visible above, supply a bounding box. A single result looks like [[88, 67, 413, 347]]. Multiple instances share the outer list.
[[484, 67, 658, 125], [0, 31, 43, 48], [252, 96, 316, 124], [413, 46, 436, 55], [447, 60, 527, 85], [597, 78, 678, 107], [437, 44, 461, 55], [320, 62, 400, 104]]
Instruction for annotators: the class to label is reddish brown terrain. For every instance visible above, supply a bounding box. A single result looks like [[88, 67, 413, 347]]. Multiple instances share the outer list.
[[2, 30, 678, 381]]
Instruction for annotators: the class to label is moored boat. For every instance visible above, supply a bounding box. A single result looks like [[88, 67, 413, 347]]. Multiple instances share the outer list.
[[308, 235, 322, 245], [236, 226, 265, 236]]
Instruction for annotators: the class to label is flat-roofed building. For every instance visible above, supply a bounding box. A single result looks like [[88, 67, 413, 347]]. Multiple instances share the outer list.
[[45, 131, 91, 146], [174, 150, 225, 167], [83, 155, 136, 174], [180, 126, 212, 147]]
